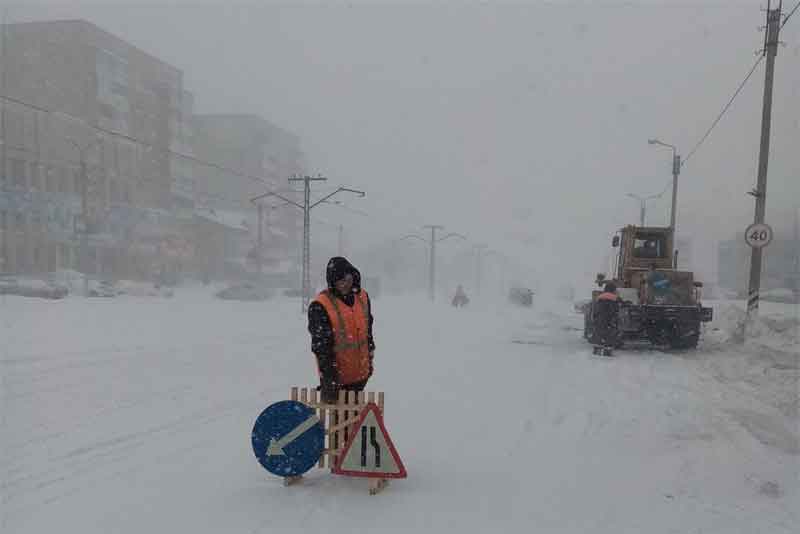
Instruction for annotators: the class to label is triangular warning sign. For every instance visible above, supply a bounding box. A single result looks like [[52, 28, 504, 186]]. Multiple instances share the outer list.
[[332, 403, 407, 479]]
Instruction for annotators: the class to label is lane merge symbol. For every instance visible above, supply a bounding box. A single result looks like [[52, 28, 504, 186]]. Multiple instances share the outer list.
[[332, 403, 406, 479]]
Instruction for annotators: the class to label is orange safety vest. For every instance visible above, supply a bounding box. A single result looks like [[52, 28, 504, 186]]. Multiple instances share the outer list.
[[597, 292, 619, 301], [314, 289, 371, 385]]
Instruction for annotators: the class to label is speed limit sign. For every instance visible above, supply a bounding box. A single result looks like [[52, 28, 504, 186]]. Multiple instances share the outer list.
[[744, 223, 773, 249]]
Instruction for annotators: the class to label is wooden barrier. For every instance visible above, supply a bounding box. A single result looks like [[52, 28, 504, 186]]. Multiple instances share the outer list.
[[290, 386, 385, 471]]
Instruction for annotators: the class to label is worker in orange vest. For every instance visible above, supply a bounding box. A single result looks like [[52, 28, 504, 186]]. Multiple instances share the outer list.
[[308, 257, 375, 403], [592, 282, 622, 355]]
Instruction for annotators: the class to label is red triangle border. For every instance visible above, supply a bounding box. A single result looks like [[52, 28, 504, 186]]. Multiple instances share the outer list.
[[331, 402, 407, 479]]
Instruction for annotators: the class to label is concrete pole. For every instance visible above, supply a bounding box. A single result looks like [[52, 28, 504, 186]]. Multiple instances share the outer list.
[[670, 152, 680, 231], [302, 177, 311, 311], [423, 225, 443, 301], [639, 200, 646, 227], [747, 4, 782, 321], [80, 157, 89, 296], [256, 203, 263, 275], [474, 244, 488, 296]]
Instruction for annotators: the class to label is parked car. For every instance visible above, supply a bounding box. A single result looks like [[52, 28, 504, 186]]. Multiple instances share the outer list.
[[88, 279, 121, 298], [216, 282, 275, 301], [0, 275, 69, 299], [508, 287, 534, 307], [761, 288, 800, 304]]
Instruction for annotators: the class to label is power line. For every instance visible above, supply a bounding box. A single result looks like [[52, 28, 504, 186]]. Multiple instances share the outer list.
[[782, 1, 800, 28], [682, 55, 764, 167], [0, 93, 288, 196]]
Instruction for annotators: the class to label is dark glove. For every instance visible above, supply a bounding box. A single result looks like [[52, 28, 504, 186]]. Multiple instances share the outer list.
[[368, 351, 374, 378], [318, 376, 339, 404]]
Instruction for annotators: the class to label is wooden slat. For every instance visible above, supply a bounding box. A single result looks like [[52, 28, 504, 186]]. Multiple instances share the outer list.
[[354, 391, 363, 434], [290, 387, 298, 401], [284, 475, 303, 487], [300, 388, 308, 404], [369, 478, 388, 495], [368, 391, 375, 404], [378, 392, 384, 415], [331, 400, 339, 467], [317, 392, 326, 468], [326, 421, 349, 433], [343, 390, 351, 447]]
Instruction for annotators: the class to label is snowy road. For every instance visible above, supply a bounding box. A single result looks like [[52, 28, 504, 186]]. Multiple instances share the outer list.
[[2, 291, 797, 533]]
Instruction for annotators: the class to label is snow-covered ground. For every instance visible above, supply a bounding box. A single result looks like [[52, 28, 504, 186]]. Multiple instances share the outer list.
[[1, 290, 797, 533]]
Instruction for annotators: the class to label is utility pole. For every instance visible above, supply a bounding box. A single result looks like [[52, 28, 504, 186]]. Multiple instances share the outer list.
[[1, 13, 8, 270], [627, 191, 667, 227], [670, 153, 680, 230], [423, 225, 444, 301], [647, 139, 680, 231], [398, 227, 465, 301], [746, 1, 782, 322], [253, 176, 365, 312], [256, 202, 264, 275], [793, 207, 799, 297], [68, 137, 100, 297], [474, 244, 488, 296]]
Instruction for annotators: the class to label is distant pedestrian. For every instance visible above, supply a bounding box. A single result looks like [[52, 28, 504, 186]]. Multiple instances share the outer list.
[[452, 284, 470, 307]]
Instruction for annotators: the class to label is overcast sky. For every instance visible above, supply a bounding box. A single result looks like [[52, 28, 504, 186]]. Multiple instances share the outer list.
[[8, 1, 799, 289]]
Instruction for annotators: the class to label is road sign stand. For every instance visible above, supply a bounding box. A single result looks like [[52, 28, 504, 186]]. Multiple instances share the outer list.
[[282, 475, 303, 487], [288, 386, 399, 494]]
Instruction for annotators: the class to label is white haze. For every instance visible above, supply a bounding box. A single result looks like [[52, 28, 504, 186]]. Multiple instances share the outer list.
[[9, 0, 799, 293]]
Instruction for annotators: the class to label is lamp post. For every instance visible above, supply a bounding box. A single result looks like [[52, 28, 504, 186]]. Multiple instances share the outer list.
[[397, 228, 466, 301], [253, 177, 365, 312], [626, 190, 667, 227], [647, 138, 680, 232]]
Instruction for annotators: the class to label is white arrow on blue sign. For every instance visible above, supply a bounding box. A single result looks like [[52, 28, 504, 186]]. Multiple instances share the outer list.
[[251, 400, 324, 477]]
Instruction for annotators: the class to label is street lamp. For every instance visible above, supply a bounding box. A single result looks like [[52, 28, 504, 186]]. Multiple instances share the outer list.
[[647, 138, 681, 231], [626, 190, 666, 227], [397, 228, 466, 301]]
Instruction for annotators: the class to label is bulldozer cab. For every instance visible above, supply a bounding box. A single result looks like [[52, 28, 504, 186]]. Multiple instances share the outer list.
[[610, 226, 699, 306], [613, 226, 674, 280]]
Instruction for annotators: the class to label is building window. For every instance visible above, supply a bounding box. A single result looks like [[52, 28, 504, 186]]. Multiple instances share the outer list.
[[110, 179, 119, 203], [46, 166, 57, 193], [9, 159, 26, 189], [29, 163, 41, 191]]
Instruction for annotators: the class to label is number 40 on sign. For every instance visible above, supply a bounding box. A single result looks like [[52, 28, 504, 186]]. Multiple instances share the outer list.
[[745, 222, 773, 249]]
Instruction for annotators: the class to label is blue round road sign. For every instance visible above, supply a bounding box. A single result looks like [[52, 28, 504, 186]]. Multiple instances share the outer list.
[[252, 400, 324, 477]]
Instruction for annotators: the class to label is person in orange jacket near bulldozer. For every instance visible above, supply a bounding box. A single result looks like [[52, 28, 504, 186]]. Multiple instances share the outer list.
[[307, 257, 375, 403]]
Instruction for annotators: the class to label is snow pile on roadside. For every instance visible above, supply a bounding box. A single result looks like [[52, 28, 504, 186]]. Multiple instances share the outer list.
[[705, 301, 799, 351], [700, 300, 799, 420]]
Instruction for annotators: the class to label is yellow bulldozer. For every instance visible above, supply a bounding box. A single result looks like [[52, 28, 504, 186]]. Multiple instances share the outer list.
[[583, 225, 713, 349]]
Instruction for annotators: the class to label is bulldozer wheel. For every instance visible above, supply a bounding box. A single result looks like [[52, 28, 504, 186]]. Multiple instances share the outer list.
[[669, 329, 699, 350]]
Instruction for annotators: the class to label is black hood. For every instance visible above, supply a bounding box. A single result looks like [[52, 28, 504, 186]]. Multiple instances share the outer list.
[[325, 256, 362, 292]]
